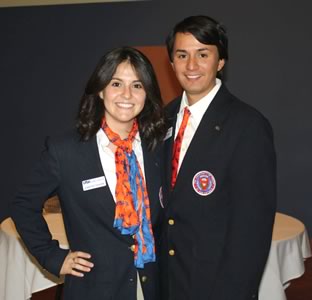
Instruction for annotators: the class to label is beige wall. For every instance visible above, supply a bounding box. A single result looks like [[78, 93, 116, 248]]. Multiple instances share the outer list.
[[0, 0, 142, 8], [136, 46, 181, 104]]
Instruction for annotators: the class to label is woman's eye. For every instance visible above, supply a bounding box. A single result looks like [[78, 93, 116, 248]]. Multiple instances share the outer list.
[[133, 83, 143, 89], [111, 82, 121, 87]]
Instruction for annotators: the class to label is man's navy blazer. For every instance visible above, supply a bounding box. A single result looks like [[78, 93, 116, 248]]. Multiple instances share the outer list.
[[12, 130, 163, 300], [161, 84, 277, 300]]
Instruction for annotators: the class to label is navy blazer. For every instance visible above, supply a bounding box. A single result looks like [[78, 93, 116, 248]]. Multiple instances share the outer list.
[[161, 85, 277, 300], [12, 130, 163, 300]]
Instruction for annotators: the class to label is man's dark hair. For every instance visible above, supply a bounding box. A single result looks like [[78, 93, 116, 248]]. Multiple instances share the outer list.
[[166, 15, 229, 63]]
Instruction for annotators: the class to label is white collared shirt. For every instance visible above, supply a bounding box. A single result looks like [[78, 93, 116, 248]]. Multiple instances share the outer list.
[[174, 78, 222, 171], [96, 129, 145, 202]]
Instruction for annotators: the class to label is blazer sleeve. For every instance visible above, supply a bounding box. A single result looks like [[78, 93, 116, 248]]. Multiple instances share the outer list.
[[11, 137, 69, 277], [210, 115, 277, 299]]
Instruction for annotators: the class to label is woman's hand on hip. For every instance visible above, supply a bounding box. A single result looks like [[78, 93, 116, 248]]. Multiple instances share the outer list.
[[60, 251, 94, 277]]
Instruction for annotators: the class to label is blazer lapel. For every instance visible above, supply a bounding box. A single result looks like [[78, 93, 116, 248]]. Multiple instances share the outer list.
[[141, 141, 161, 223], [174, 85, 235, 190], [163, 99, 181, 198], [77, 135, 116, 217]]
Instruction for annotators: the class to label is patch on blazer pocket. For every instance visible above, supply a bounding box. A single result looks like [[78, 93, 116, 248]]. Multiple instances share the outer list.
[[192, 171, 216, 196], [82, 176, 106, 191]]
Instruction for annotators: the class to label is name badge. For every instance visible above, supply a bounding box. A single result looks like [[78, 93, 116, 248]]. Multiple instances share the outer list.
[[164, 127, 173, 141], [82, 176, 106, 191]]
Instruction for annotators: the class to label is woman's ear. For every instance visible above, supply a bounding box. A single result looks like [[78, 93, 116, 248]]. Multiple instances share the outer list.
[[99, 91, 104, 100]]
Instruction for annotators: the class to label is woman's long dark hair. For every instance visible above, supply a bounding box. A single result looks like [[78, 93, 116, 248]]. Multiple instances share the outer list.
[[76, 47, 166, 150]]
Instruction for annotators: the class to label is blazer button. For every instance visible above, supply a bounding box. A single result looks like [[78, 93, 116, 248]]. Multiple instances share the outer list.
[[168, 219, 175, 225], [141, 275, 148, 283], [169, 249, 175, 256], [130, 244, 136, 252]]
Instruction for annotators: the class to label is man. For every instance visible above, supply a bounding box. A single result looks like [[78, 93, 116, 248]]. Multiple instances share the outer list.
[[161, 15, 276, 300]]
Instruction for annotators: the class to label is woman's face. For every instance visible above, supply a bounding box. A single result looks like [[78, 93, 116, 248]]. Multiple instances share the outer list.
[[99, 61, 146, 133]]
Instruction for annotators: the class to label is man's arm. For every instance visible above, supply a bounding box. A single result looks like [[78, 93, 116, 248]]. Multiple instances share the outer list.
[[210, 115, 277, 300]]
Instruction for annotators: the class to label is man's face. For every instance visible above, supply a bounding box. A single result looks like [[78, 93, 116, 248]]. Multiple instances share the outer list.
[[171, 32, 225, 105]]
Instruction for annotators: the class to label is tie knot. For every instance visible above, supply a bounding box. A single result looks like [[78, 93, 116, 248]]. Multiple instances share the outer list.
[[184, 107, 191, 117], [181, 107, 191, 127]]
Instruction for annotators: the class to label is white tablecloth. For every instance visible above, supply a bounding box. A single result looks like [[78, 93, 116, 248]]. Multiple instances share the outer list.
[[0, 214, 66, 300], [1, 212, 310, 300], [259, 213, 311, 300], [0, 213, 145, 300]]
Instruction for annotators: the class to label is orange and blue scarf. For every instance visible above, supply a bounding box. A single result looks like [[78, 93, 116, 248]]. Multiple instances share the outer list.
[[102, 119, 155, 268]]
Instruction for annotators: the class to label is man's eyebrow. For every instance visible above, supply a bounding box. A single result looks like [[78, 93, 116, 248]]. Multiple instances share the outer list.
[[175, 48, 210, 53], [175, 49, 188, 53]]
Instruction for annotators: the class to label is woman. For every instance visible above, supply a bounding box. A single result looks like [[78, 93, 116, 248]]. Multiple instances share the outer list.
[[12, 47, 166, 299]]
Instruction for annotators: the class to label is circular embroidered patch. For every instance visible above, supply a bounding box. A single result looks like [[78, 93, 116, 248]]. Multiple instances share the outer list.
[[192, 171, 216, 196]]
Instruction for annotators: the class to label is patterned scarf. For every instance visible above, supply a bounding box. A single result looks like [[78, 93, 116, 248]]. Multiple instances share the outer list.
[[101, 119, 155, 268]]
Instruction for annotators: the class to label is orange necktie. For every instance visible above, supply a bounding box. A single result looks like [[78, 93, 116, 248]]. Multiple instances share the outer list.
[[171, 107, 191, 189]]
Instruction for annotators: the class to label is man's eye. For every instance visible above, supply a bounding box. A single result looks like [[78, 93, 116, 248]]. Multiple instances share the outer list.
[[199, 53, 208, 58], [177, 54, 187, 59]]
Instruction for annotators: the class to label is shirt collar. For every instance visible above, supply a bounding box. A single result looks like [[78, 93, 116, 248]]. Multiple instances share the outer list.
[[179, 78, 222, 123]]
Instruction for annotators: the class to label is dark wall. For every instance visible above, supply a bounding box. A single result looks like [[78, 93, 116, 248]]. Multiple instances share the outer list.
[[1, 0, 311, 234]]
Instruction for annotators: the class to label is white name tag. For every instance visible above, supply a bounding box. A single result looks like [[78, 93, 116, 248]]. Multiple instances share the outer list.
[[164, 127, 173, 141], [82, 176, 106, 191]]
